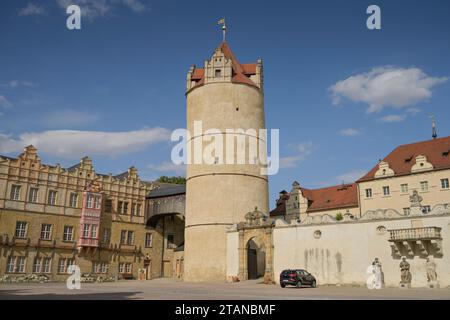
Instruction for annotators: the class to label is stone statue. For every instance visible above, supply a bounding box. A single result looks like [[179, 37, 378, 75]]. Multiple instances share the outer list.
[[409, 190, 423, 208], [426, 257, 437, 282], [372, 257, 384, 286], [399, 256, 412, 286]]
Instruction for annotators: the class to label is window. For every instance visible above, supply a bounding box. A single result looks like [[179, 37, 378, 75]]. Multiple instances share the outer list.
[[93, 262, 109, 274], [145, 233, 153, 248], [420, 181, 429, 192], [33, 257, 42, 273], [58, 258, 74, 274], [215, 69, 221, 77], [441, 178, 449, 189], [365, 188, 372, 198], [382, 186, 390, 196], [167, 234, 175, 249], [47, 190, 57, 205], [86, 194, 94, 208], [91, 225, 98, 239], [102, 228, 111, 244], [118, 262, 132, 274], [120, 230, 127, 244], [125, 263, 132, 274], [63, 226, 74, 242], [83, 224, 90, 238], [29, 187, 39, 203], [43, 258, 51, 273], [403, 208, 411, 215], [40, 224, 52, 240], [104, 199, 113, 213], [123, 202, 129, 214], [118, 201, 123, 213], [400, 184, 408, 193], [94, 196, 101, 209], [6, 256, 15, 273], [127, 231, 134, 245], [118, 201, 129, 214], [15, 221, 28, 238], [422, 205, 431, 214], [10, 185, 21, 201], [33, 257, 52, 274], [16, 256, 26, 273], [69, 193, 78, 207]]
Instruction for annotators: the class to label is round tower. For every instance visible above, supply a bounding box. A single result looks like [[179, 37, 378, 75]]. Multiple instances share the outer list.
[[184, 42, 269, 281]]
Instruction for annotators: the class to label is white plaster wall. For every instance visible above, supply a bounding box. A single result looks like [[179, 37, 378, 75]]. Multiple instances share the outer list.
[[226, 231, 239, 279], [273, 215, 450, 288]]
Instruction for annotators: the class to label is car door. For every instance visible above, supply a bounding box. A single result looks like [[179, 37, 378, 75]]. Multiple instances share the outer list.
[[297, 270, 306, 284], [304, 271, 313, 284]]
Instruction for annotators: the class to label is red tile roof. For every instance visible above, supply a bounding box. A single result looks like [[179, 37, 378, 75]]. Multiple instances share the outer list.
[[189, 42, 259, 90], [302, 184, 359, 213], [358, 136, 450, 182]]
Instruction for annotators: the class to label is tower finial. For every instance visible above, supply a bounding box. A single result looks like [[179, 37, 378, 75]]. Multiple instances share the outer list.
[[429, 114, 437, 139], [218, 18, 226, 42]]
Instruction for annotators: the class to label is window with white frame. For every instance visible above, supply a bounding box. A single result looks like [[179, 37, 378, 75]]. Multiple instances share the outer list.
[[91, 225, 98, 239], [29, 187, 39, 203], [15, 221, 28, 238], [6, 256, 16, 273], [441, 178, 449, 189], [40, 224, 52, 240], [63, 226, 74, 242], [86, 194, 94, 208], [93, 262, 109, 274], [94, 196, 101, 209], [365, 188, 372, 198], [16, 256, 26, 273], [83, 224, 90, 238], [400, 184, 408, 193], [145, 233, 153, 248], [43, 258, 51, 273], [127, 231, 134, 245], [58, 258, 74, 274], [10, 185, 21, 201], [69, 193, 78, 207], [102, 228, 111, 244], [382, 186, 390, 196], [125, 263, 132, 274], [120, 230, 127, 244], [118, 262, 125, 273], [420, 181, 429, 192], [33, 257, 42, 273], [47, 190, 57, 205]]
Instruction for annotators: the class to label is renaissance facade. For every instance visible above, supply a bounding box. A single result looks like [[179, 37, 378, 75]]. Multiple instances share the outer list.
[[0, 145, 182, 282]]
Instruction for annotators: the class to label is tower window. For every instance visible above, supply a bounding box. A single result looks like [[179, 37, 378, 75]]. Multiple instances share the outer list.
[[215, 69, 221, 78]]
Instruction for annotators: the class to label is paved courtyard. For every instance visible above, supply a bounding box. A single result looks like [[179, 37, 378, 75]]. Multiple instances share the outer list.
[[1, 278, 450, 300]]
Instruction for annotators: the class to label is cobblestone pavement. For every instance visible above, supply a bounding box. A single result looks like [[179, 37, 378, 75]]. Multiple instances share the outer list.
[[1, 278, 450, 300]]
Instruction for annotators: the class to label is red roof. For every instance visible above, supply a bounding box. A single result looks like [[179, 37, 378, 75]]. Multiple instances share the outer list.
[[270, 184, 359, 216], [302, 184, 359, 213], [358, 136, 450, 182], [189, 42, 259, 90]]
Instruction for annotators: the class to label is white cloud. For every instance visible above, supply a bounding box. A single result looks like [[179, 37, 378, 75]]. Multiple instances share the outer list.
[[147, 162, 186, 175], [0, 95, 12, 108], [0, 127, 170, 158], [330, 67, 447, 113], [56, 0, 147, 20], [339, 128, 360, 136], [40, 109, 98, 128], [335, 169, 367, 184], [280, 142, 315, 168], [1, 80, 37, 88], [406, 107, 421, 115], [379, 114, 406, 123], [18, 3, 46, 16]]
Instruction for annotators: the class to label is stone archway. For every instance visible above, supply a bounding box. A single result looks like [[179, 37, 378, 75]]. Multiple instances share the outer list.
[[246, 237, 266, 280]]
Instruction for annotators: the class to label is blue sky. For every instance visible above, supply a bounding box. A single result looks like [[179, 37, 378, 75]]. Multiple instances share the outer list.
[[1, 0, 449, 208]]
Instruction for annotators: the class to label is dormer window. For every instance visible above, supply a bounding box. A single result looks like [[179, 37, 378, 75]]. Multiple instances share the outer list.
[[215, 69, 221, 78]]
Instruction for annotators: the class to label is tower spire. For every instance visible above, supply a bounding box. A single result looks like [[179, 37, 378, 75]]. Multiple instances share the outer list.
[[218, 18, 227, 42], [430, 114, 438, 139]]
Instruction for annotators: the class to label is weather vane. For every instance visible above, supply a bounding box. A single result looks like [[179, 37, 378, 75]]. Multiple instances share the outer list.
[[218, 18, 227, 42], [429, 114, 438, 139]]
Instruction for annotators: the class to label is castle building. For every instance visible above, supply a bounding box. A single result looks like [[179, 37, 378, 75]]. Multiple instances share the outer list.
[[184, 42, 269, 281], [0, 146, 179, 282]]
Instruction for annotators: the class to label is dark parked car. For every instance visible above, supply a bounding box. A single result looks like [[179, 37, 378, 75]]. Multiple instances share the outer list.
[[279, 269, 317, 288]]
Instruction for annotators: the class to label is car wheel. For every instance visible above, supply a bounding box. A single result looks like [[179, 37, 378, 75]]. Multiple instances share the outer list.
[[311, 280, 317, 288], [296, 280, 302, 288], [280, 283, 286, 288]]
